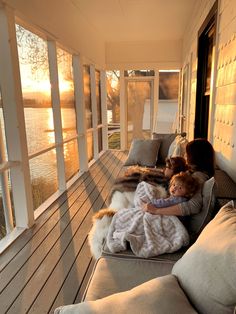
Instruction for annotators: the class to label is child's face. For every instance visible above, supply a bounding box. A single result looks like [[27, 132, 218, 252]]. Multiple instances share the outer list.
[[169, 180, 187, 197], [164, 166, 174, 178]]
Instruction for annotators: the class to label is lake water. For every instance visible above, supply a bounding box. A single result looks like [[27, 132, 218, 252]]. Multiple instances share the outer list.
[[0, 107, 80, 209]]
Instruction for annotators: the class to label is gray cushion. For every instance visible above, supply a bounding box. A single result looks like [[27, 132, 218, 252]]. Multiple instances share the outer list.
[[152, 133, 177, 163], [172, 201, 236, 314], [124, 139, 161, 167], [54, 275, 197, 314], [187, 176, 216, 240]]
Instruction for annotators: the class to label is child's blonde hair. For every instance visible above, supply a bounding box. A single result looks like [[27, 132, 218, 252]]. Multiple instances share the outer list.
[[170, 172, 199, 198]]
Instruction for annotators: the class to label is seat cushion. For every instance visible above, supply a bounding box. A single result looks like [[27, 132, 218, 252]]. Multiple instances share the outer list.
[[83, 255, 174, 301], [54, 275, 197, 314], [172, 201, 236, 314], [102, 242, 187, 262]]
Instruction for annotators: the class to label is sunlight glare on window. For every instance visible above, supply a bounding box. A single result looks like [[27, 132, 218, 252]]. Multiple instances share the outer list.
[[16, 24, 55, 156]]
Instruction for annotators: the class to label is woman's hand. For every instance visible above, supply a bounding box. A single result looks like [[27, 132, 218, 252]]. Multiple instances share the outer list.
[[142, 203, 159, 214], [142, 203, 183, 216]]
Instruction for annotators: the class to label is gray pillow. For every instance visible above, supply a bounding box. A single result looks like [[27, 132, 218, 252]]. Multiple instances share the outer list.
[[152, 133, 177, 163], [54, 275, 197, 314], [172, 201, 236, 314], [187, 176, 216, 240], [124, 139, 161, 167]]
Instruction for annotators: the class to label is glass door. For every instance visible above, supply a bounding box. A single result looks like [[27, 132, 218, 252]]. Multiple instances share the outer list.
[[126, 80, 153, 147]]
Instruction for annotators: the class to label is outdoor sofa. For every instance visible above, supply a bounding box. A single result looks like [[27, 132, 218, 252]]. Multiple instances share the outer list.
[[55, 133, 236, 314]]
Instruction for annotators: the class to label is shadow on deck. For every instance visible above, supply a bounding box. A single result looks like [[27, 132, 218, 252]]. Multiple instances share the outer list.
[[0, 150, 127, 314]]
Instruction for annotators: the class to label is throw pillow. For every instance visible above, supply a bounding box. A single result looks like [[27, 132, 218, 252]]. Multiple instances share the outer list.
[[168, 135, 188, 158], [172, 201, 236, 314], [152, 133, 177, 163], [124, 139, 161, 167], [54, 275, 197, 314], [187, 176, 216, 241]]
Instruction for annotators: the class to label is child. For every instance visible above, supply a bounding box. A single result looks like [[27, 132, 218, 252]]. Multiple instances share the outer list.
[[106, 172, 197, 258], [164, 156, 188, 179], [142, 172, 199, 214]]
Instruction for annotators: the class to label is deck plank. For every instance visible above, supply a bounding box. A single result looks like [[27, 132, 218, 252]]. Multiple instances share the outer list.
[[0, 150, 126, 314], [0, 151, 114, 272], [29, 152, 127, 313], [0, 151, 119, 291]]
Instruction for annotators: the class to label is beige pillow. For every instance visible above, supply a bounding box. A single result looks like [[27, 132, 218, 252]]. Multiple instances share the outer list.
[[124, 139, 161, 167], [168, 135, 188, 158], [187, 176, 216, 240], [172, 201, 236, 314], [54, 275, 197, 314]]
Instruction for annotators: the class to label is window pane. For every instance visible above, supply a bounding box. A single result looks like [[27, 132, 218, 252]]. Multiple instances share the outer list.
[[64, 140, 80, 181], [0, 91, 15, 239], [57, 47, 78, 140], [95, 70, 102, 125], [106, 71, 120, 149], [0, 169, 15, 240], [30, 149, 58, 210], [157, 71, 179, 133], [159, 71, 179, 100], [124, 70, 154, 77], [98, 128, 103, 153], [127, 81, 151, 147], [87, 131, 94, 162], [16, 24, 55, 156], [83, 65, 92, 129]]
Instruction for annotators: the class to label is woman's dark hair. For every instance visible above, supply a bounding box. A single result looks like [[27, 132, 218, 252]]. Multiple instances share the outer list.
[[186, 138, 215, 177], [165, 156, 187, 175]]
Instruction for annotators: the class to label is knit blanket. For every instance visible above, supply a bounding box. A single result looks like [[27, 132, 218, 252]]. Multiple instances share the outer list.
[[106, 182, 189, 258]]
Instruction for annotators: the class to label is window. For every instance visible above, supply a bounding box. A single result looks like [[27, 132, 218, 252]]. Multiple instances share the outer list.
[[16, 24, 58, 209], [0, 89, 15, 239], [83, 65, 94, 161], [95, 70, 102, 125], [16, 24, 54, 155], [124, 70, 154, 77], [106, 70, 120, 149], [156, 70, 180, 133], [83, 65, 92, 129], [159, 71, 179, 100], [57, 47, 79, 181], [86, 131, 94, 162]]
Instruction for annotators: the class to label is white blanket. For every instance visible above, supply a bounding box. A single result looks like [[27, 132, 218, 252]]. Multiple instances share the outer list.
[[106, 182, 189, 258]]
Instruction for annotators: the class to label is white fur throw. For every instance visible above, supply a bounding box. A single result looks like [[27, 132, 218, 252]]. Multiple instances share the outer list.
[[106, 182, 189, 258], [88, 183, 167, 259]]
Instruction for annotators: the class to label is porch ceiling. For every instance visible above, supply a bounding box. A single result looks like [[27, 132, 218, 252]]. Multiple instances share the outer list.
[[70, 0, 196, 42]]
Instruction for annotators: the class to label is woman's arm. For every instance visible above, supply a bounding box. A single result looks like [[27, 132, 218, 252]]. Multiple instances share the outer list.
[[142, 191, 203, 216], [142, 203, 182, 216]]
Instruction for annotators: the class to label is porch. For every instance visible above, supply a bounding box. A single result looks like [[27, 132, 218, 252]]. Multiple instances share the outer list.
[[0, 150, 126, 314]]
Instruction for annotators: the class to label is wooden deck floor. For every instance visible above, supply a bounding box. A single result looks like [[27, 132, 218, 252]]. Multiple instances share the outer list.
[[0, 150, 127, 314]]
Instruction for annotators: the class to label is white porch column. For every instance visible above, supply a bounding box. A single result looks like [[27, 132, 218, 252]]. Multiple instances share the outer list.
[[0, 4, 34, 228], [100, 70, 108, 151], [120, 70, 127, 150], [47, 41, 66, 191], [153, 70, 159, 133], [72, 55, 88, 172], [90, 65, 99, 159]]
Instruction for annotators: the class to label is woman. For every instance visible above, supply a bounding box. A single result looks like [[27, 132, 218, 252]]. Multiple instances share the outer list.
[[142, 138, 215, 217]]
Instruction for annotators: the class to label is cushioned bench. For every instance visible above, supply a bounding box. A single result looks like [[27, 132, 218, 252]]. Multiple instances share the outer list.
[[54, 134, 236, 314]]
